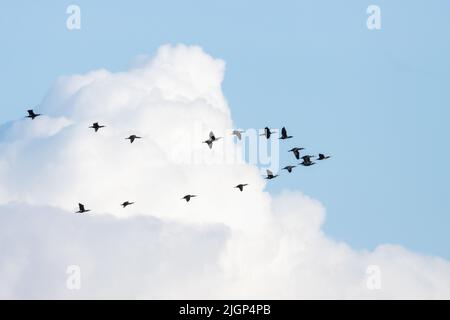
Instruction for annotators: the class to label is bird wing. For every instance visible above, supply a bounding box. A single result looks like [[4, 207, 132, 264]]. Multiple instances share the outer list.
[[281, 127, 287, 137], [27, 110, 34, 116], [78, 203, 85, 211], [234, 131, 242, 140], [209, 131, 216, 140], [267, 169, 273, 176], [294, 150, 300, 159]]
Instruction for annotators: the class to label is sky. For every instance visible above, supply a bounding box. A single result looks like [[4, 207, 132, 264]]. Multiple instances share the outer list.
[[0, 1, 449, 298], [1, 0, 449, 258]]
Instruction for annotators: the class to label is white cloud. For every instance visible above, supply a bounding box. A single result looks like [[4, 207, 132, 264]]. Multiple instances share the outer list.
[[0, 44, 449, 299]]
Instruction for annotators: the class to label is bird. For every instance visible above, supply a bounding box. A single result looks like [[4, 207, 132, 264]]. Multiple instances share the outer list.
[[231, 130, 245, 140], [182, 195, 197, 202], [126, 135, 142, 143], [264, 169, 278, 180], [301, 155, 315, 163], [279, 127, 293, 140], [282, 165, 296, 173], [76, 203, 90, 213], [234, 184, 248, 192], [26, 109, 41, 120], [318, 153, 331, 160], [299, 157, 315, 167], [121, 201, 135, 208], [288, 147, 305, 160], [259, 127, 273, 139], [89, 122, 105, 132], [203, 131, 221, 149]]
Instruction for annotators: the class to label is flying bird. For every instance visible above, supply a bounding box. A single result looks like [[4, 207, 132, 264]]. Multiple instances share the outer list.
[[299, 157, 315, 167], [182, 195, 197, 202], [232, 130, 245, 140], [121, 201, 135, 208], [89, 122, 105, 132], [26, 109, 41, 120], [318, 153, 331, 160], [288, 147, 305, 160], [234, 184, 248, 192], [264, 169, 278, 180], [203, 131, 221, 149], [76, 203, 90, 213], [301, 155, 315, 163], [259, 127, 273, 139], [279, 127, 293, 140], [126, 135, 142, 144], [282, 165, 296, 173]]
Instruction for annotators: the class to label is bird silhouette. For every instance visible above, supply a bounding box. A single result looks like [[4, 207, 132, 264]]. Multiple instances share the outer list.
[[259, 127, 273, 139], [279, 127, 293, 140], [264, 169, 278, 180], [288, 147, 305, 160], [126, 135, 142, 143], [76, 203, 90, 213], [299, 157, 315, 167], [318, 153, 331, 160], [89, 122, 105, 132], [203, 131, 221, 149], [26, 109, 41, 120], [301, 155, 315, 163], [182, 195, 197, 202], [282, 165, 296, 173], [121, 201, 134, 208], [232, 130, 244, 140], [234, 184, 248, 192]]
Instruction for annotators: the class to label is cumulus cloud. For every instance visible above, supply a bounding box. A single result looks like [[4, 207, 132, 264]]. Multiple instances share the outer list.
[[0, 44, 449, 299]]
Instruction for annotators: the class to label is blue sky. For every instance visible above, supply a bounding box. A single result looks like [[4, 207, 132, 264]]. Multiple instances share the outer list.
[[1, 0, 449, 259]]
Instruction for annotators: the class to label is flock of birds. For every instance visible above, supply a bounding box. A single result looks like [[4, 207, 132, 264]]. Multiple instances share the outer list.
[[25, 109, 331, 212]]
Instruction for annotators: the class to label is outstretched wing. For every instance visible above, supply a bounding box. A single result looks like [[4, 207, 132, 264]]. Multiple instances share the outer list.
[[267, 169, 273, 177], [281, 127, 287, 137], [27, 110, 34, 116], [78, 203, 85, 211], [293, 149, 300, 159]]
